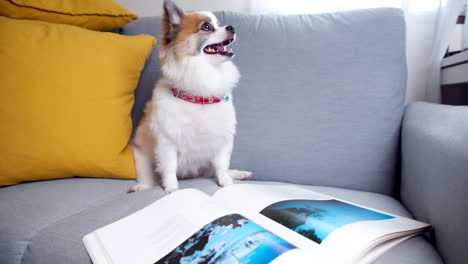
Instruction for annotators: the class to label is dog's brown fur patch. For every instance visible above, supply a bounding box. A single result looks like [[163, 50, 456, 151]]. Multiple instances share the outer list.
[[161, 10, 208, 47], [160, 12, 209, 63], [175, 13, 208, 44]]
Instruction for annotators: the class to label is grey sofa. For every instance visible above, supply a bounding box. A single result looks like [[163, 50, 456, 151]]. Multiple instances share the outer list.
[[1, 8, 467, 264]]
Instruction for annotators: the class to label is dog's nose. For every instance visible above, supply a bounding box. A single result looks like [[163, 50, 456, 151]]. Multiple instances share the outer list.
[[226, 25, 235, 34]]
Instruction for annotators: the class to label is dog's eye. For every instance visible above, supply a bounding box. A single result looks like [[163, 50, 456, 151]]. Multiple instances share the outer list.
[[201, 22, 213, 32]]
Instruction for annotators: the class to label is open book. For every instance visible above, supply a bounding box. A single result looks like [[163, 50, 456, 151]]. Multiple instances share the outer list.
[[83, 183, 430, 264]]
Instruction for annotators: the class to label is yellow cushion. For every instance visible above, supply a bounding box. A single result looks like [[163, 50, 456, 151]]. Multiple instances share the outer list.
[[0, 0, 138, 31], [0, 16, 156, 187]]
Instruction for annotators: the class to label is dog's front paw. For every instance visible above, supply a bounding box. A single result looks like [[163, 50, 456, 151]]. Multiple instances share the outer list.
[[164, 186, 179, 194], [217, 174, 234, 187], [128, 183, 152, 193], [228, 170, 252, 180], [162, 179, 179, 194]]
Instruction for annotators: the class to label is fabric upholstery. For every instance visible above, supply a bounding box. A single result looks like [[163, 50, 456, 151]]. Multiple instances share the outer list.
[[0, 178, 442, 264], [123, 8, 407, 195], [401, 102, 468, 264], [0, 17, 155, 186], [0, 0, 137, 31]]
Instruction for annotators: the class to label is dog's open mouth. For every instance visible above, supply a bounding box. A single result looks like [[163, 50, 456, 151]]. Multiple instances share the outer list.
[[203, 38, 234, 56]]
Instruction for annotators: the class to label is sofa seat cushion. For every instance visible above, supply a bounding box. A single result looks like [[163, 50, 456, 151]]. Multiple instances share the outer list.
[[0, 178, 442, 264]]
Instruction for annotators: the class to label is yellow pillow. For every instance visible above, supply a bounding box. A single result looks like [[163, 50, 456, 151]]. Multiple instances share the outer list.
[[0, 17, 156, 186], [0, 0, 138, 31]]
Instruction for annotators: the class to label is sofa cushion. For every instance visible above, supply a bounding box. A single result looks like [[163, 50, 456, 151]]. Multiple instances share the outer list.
[[0, 17, 155, 187], [0, 178, 441, 264], [123, 8, 407, 195], [0, 0, 137, 31]]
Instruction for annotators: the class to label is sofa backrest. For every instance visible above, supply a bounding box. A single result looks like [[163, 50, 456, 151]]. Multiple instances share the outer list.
[[123, 8, 407, 195]]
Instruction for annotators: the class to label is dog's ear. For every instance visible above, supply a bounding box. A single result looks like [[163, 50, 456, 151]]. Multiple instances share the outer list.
[[162, 0, 184, 45], [164, 0, 183, 25]]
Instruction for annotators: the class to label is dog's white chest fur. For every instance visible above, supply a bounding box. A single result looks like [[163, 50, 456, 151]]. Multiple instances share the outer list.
[[151, 86, 236, 178]]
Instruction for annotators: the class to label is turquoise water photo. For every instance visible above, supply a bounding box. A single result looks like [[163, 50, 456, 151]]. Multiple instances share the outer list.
[[154, 214, 296, 264], [260, 199, 394, 244]]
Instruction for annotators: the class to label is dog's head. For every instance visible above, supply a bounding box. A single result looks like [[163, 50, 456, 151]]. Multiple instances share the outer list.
[[159, 0, 236, 65]]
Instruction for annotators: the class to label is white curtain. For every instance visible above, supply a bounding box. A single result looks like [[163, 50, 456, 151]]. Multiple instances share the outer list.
[[248, 0, 466, 103]]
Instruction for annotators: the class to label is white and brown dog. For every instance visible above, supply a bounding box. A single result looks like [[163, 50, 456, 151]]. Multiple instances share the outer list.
[[129, 0, 252, 193]]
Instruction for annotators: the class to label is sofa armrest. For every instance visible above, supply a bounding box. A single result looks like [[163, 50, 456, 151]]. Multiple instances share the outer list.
[[401, 102, 468, 264]]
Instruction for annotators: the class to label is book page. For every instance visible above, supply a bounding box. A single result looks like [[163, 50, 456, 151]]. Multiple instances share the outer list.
[[359, 233, 419, 263], [84, 189, 228, 264], [212, 184, 430, 263], [269, 248, 337, 264], [84, 189, 300, 264]]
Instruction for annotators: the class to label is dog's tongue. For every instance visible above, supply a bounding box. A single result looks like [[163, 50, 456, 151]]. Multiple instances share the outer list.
[[214, 44, 226, 52]]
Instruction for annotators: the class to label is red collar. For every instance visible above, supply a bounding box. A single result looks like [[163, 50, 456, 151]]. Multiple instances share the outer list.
[[171, 88, 229, 105]]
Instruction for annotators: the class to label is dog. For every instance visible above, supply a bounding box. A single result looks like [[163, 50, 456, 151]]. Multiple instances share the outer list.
[[129, 0, 252, 193]]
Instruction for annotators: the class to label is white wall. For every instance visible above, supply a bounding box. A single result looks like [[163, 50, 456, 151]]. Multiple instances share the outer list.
[[115, 0, 249, 17], [450, 24, 465, 52], [465, 5, 468, 49]]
